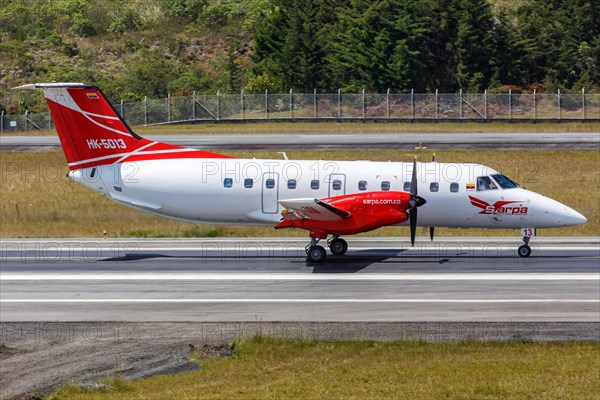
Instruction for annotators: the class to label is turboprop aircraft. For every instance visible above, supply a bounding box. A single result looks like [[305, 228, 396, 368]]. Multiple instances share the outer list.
[[15, 83, 587, 262]]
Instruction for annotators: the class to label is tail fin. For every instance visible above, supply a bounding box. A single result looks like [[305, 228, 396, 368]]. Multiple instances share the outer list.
[[14, 83, 231, 169]]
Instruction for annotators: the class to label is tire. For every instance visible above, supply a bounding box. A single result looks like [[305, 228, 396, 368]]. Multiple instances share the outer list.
[[307, 245, 327, 263], [329, 238, 348, 255], [518, 245, 532, 258]]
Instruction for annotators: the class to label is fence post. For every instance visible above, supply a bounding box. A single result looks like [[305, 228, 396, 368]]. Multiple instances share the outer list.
[[265, 89, 269, 119], [167, 92, 171, 123], [25, 110, 28, 131], [557, 88, 561, 120], [411, 89, 414, 119], [459, 89, 463, 119], [144, 96, 147, 125], [362, 89, 365, 119], [582, 87, 586, 119], [48, 110, 51, 130], [120, 99, 124, 118], [484, 89, 487, 119], [435, 89, 438, 120], [314, 89, 317, 118], [1, 110, 4, 134], [508, 89, 512, 119], [217, 91, 220, 121], [192, 91, 196, 120], [290, 89, 293, 119], [386, 88, 390, 119], [533, 89, 537, 119], [241, 89, 245, 120], [337, 89, 341, 119]]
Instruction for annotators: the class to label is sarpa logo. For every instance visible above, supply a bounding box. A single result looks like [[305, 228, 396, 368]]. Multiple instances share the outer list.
[[469, 195, 528, 215]]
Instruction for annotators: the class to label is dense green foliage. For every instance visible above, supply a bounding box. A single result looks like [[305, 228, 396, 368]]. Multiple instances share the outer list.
[[253, 0, 600, 92], [1, 0, 598, 112]]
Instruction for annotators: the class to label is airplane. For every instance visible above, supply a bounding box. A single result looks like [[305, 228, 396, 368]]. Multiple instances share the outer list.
[[14, 82, 587, 262]]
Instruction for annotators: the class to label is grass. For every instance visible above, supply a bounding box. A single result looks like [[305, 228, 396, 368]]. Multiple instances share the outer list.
[[46, 337, 600, 400], [3, 120, 600, 136], [1, 149, 598, 238]]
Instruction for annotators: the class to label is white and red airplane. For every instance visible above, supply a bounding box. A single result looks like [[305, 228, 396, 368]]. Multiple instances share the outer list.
[[16, 83, 587, 262]]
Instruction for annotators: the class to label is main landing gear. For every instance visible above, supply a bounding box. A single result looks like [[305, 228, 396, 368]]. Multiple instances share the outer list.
[[305, 235, 348, 263], [518, 236, 532, 258]]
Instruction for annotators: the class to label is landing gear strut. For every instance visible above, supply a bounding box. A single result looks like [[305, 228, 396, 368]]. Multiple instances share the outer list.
[[518, 236, 532, 258], [328, 235, 348, 256]]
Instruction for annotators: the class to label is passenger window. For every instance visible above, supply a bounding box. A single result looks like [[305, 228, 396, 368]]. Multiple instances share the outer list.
[[224, 178, 233, 188], [332, 180, 342, 190], [430, 182, 439, 192], [358, 180, 367, 191], [450, 182, 459, 193], [244, 178, 253, 188], [287, 179, 297, 189], [381, 181, 390, 191], [311, 180, 320, 190], [477, 176, 498, 191], [265, 179, 275, 189], [403, 182, 410, 191]]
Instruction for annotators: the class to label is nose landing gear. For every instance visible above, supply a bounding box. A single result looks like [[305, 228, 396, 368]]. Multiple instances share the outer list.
[[518, 239, 532, 257], [517, 229, 534, 257]]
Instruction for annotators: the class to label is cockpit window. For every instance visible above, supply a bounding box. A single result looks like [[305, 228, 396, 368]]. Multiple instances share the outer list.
[[476, 176, 498, 191], [491, 174, 519, 189]]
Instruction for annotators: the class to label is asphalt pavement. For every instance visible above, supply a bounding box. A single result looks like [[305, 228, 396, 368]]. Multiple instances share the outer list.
[[2, 237, 598, 323]]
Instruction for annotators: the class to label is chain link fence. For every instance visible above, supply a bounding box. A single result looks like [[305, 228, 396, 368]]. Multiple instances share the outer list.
[[2, 89, 598, 133]]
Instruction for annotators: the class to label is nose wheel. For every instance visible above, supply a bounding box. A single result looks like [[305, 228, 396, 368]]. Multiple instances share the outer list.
[[518, 235, 532, 258]]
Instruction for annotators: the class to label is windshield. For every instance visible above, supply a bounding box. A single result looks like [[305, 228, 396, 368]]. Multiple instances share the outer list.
[[491, 174, 519, 189], [476, 176, 498, 191]]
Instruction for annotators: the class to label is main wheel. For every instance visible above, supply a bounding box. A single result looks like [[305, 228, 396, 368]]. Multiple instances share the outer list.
[[307, 245, 327, 263], [518, 244, 532, 258], [329, 238, 348, 255]]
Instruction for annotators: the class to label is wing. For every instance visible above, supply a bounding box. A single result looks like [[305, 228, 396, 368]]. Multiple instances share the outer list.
[[278, 198, 352, 221]]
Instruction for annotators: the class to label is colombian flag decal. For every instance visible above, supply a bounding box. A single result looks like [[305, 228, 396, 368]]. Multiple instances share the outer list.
[[86, 92, 99, 100], [466, 182, 475, 190]]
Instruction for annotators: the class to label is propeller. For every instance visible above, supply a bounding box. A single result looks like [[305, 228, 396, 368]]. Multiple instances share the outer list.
[[408, 157, 427, 247], [428, 153, 436, 241]]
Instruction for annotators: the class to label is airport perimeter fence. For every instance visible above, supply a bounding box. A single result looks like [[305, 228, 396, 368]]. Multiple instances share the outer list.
[[2, 88, 599, 133]]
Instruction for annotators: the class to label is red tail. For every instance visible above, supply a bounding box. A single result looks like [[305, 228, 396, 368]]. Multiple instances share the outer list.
[[17, 83, 231, 170]]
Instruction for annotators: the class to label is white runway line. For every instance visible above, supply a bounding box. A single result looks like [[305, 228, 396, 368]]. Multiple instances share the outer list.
[[1, 299, 598, 303], [1, 273, 599, 281], [2, 246, 599, 252]]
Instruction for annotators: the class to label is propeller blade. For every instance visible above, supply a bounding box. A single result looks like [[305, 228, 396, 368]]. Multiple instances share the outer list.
[[410, 208, 417, 247], [430, 227, 435, 241], [409, 156, 419, 247], [411, 156, 418, 197]]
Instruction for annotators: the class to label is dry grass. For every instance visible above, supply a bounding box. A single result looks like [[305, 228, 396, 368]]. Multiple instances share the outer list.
[[0, 149, 598, 238], [3, 121, 599, 136], [48, 338, 600, 400]]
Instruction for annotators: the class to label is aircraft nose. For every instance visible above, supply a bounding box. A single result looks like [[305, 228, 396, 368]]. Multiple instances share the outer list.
[[556, 205, 587, 226], [563, 207, 587, 225]]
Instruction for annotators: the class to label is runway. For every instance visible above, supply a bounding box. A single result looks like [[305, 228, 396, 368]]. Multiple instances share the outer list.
[[2, 132, 599, 151], [2, 237, 598, 323]]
